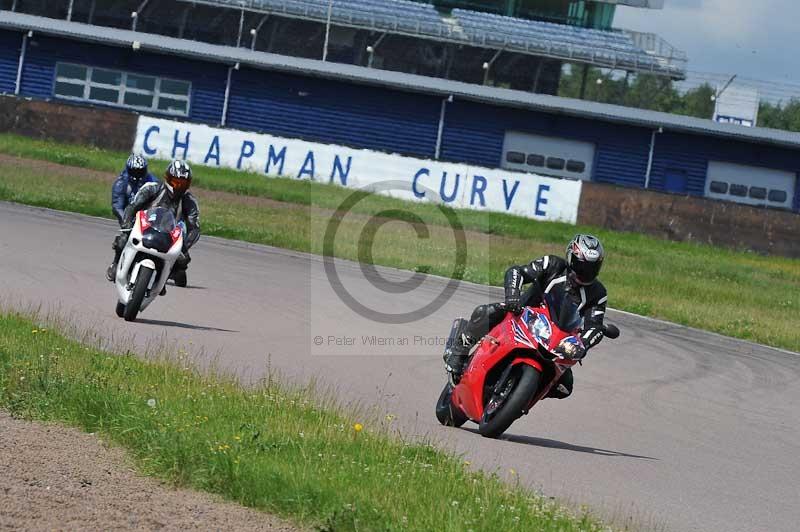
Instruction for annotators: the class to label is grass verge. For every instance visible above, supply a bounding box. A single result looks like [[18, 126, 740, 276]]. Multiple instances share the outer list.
[[0, 133, 798, 352], [0, 311, 609, 531]]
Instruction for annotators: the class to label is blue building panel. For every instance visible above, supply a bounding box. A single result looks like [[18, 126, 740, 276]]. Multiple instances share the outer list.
[[649, 131, 800, 197], [441, 100, 652, 187], [794, 176, 800, 212], [226, 67, 441, 158], [20, 35, 227, 124], [0, 30, 21, 94]]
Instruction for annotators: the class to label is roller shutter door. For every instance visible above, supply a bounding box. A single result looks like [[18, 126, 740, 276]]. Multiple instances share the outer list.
[[705, 161, 796, 209], [502, 131, 595, 181]]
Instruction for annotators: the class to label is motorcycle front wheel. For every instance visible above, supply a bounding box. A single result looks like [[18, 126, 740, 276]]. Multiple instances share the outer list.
[[123, 266, 154, 322], [478, 365, 540, 439]]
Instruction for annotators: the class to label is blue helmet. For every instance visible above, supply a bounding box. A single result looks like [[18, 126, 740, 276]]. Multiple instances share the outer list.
[[126, 154, 148, 184]]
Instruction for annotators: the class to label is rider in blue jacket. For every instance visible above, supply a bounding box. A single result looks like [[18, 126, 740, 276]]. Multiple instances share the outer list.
[[106, 154, 158, 281]]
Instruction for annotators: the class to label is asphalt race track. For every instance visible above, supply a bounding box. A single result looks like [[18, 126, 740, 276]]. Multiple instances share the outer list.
[[1, 201, 799, 532]]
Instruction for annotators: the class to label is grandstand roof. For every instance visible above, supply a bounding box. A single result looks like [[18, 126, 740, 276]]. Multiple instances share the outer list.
[[3, 11, 798, 151], [179, 0, 685, 77]]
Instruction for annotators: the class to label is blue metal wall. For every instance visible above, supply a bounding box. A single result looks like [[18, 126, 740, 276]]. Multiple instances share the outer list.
[[440, 100, 653, 187], [14, 32, 227, 124], [649, 131, 800, 197], [0, 30, 21, 94], [5, 29, 800, 212], [227, 67, 441, 157]]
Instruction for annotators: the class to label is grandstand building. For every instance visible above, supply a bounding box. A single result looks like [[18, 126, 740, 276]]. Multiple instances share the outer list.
[[0, 0, 685, 96], [0, 2, 798, 212]]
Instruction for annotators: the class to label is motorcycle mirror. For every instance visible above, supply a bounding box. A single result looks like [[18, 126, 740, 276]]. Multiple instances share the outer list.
[[603, 324, 620, 339]]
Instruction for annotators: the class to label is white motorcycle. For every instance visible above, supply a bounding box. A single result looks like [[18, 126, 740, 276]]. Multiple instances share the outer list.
[[114, 207, 183, 322]]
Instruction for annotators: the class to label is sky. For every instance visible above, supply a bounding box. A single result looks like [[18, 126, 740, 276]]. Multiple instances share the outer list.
[[615, 0, 800, 83]]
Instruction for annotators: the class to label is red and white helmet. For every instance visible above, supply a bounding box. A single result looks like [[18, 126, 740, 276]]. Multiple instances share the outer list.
[[164, 160, 192, 197], [566, 234, 604, 285]]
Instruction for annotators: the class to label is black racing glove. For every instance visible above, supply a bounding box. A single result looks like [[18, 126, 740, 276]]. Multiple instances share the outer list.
[[505, 295, 523, 315], [504, 266, 524, 315], [581, 327, 604, 349]]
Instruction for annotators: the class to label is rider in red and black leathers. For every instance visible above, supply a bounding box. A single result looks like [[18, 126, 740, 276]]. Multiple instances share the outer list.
[[444, 235, 607, 399]]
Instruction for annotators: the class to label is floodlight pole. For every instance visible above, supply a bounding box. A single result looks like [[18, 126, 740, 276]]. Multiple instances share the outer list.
[[366, 33, 387, 68], [251, 15, 269, 50], [221, 63, 239, 127], [236, 5, 245, 48], [482, 48, 503, 85], [644, 126, 662, 189], [711, 74, 737, 121], [131, 0, 150, 32], [15, 31, 29, 95], [322, 0, 334, 61], [435, 95, 453, 160], [714, 74, 737, 100], [67, 0, 74, 21]]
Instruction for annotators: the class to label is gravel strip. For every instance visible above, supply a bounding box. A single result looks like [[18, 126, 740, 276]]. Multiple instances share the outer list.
[[0, 411, 299, 531]]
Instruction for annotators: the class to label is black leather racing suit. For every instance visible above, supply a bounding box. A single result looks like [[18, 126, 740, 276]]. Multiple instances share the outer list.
[[120, 182, 200, 271], [457, 255, 608, 398]]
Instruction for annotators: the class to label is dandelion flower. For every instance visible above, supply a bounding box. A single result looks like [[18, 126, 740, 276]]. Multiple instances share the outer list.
[[146, 398, 157, 408], [353, 423, 363, 433]]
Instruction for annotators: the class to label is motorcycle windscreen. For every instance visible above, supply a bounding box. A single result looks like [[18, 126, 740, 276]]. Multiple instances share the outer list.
[[544, 287, 582, 332], [144, 207, 177, 233]]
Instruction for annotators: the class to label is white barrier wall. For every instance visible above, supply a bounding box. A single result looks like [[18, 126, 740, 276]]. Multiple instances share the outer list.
[[133, 116, 582, 224]]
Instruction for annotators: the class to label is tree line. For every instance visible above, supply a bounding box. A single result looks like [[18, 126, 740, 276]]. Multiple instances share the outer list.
[[557, 67, 800, 132]]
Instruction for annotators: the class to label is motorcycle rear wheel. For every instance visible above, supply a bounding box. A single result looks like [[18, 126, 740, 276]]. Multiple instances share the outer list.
[[478, 365, 540, 439], [435, 382, 468, 427], [115, 301, 125, 318], [123, 266, 154, 322]]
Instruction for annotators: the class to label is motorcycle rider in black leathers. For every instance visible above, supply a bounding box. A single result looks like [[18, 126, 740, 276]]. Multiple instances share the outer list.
[[444, 235, 607, 399], [113, 160, 200, 288]]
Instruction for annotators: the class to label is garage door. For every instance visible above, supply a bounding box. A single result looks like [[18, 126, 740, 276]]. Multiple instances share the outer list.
[[502, 132, 595, 181], [706, 161, 796, 209]]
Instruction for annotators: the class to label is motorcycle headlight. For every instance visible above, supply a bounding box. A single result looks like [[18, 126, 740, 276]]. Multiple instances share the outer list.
[[529, 315, 551, 342], [554, 336, 586, 360]]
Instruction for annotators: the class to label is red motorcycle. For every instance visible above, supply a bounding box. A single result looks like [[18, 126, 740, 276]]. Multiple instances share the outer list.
[[436, 287, 619, 438]]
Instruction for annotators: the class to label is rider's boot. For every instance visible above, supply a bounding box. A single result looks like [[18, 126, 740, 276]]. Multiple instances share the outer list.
[[107, 238, 124, 282], [443, 318, 474, 382], [106, 262, 117, 282], [546, 369, 574, 399]]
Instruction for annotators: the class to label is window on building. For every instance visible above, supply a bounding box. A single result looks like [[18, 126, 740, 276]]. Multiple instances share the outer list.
[[566, 160, 586, 173], [748, 187, 767, 200], [768, 190, 788, 203], [729, 184, 748, 197], [53, 62, 191, 116], [546, 157, 565, 170], [709, 181, 728, 194], [506, 151, 526, 164], [526, 154, 545, 167]]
